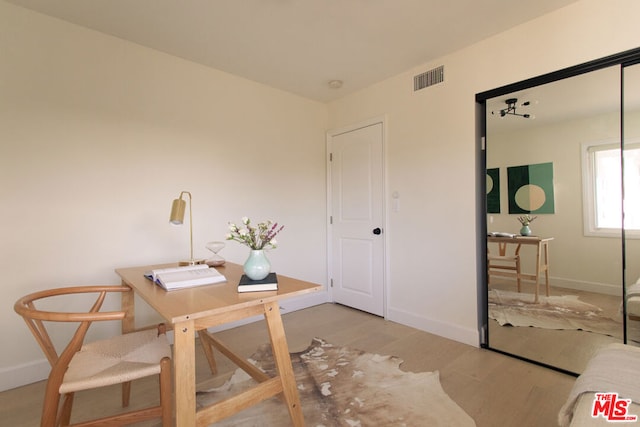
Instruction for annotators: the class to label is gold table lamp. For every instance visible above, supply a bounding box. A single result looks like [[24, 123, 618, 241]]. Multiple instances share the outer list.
[[169, 191, 204, 266]]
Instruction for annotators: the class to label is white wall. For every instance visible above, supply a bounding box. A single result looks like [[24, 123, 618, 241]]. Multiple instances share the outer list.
[[327, 0, 640, 345], [0, 1, 328, 391]]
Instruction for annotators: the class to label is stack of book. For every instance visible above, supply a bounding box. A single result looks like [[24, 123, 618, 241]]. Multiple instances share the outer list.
[[237, 272, 279, 293], [144, 265, 227, 291]]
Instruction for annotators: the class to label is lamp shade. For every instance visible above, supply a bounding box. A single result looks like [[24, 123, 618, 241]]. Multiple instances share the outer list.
[[169, 198, 186, 225]]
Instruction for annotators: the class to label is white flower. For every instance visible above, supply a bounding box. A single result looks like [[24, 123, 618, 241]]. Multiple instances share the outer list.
[[226, 217, 284, 250]]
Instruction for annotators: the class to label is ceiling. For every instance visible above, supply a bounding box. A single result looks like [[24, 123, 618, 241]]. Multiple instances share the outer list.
[[7, 0, 579, 102], [486, 66, 619, 133], [487, 60, 640, 134]]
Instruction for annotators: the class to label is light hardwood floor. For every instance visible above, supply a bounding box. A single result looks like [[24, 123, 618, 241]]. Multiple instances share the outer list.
[[0, 303, 576, 427]]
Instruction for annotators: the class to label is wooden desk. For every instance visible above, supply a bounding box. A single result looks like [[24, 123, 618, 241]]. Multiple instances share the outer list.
[[115, 262, 321, 427], [487, 235, 553, 303]]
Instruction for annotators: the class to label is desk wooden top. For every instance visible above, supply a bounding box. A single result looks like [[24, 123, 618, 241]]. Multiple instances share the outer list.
[[487, 235, 553, 244], [115, 262, 321, 325]]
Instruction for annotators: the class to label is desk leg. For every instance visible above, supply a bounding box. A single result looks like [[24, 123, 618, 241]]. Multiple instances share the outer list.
[[534, 244, 542, 303], [263, 301, 305, 427], [174, 319, 196, 427], [543, 241, 551, 297], [120, 283, 136, 408], [197, 330, 218, 374], [120, 281, 135, 334]]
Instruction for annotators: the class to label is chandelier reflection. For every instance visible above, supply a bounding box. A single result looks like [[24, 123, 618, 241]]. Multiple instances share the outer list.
[[492, 98, 535, 119]]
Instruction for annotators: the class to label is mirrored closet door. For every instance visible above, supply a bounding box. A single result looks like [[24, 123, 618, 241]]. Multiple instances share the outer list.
[[624, 62, 640, 346], [478, 48, 640, 375]]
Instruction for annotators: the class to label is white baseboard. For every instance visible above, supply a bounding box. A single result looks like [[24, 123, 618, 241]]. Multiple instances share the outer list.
[[550, 276, 622, 296], [495, 275, 622, 296], [386, 306, 480, 347], [0, 359, 50, 392], [0, 289, 330, 392]]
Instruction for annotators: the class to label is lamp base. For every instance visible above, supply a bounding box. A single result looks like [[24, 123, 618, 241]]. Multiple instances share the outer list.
[[178, 259, 206, 266]]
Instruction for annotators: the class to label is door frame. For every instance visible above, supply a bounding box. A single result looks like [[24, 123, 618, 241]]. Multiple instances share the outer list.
[[326, 115, 389, 317]]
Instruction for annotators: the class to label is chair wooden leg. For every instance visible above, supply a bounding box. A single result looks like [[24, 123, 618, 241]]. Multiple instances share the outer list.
[[59, 392, 74, 427], [41, 382, 64, 427], [122, 381, 131, 407], [159, 357, 173, 427]]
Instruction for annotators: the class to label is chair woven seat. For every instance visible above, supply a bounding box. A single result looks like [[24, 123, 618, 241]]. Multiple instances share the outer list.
[[60, 328, 171, 394]]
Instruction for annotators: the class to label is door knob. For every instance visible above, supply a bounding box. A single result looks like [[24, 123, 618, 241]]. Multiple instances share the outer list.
[[373, 227, 382, 235]]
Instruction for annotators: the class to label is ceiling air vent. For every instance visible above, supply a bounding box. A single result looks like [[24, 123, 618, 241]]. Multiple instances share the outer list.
[[414, 65, 444, 91]]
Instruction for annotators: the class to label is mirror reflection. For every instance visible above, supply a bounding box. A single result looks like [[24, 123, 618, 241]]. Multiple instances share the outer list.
[[624, 62, 640, 347], [486, 66, 626, 374]]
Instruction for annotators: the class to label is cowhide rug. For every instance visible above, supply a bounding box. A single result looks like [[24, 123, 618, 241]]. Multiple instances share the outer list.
[[489, 289, 624, 338], [196, 338, 476, 426]]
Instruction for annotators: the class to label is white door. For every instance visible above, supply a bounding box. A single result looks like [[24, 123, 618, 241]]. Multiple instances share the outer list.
[[328, 120, 385, 316]]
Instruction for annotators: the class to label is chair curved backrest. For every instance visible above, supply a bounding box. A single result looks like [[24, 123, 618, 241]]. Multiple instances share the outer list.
[[15, 286, 172, 427], [15, 286, 128, 368], [488, 242, 523, 293]]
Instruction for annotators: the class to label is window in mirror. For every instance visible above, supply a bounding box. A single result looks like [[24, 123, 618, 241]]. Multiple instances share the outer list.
[[582, 141, 640, 236]]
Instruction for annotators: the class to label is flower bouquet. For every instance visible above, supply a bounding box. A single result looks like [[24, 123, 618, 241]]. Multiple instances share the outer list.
[[226, 217, 284, 250], [517, 214, 537, 226], [226, 217, 284, 280]]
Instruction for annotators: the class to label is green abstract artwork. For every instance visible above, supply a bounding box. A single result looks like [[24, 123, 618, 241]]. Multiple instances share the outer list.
[[507, 162, 555, 214], [487, 168, 500, 213]]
